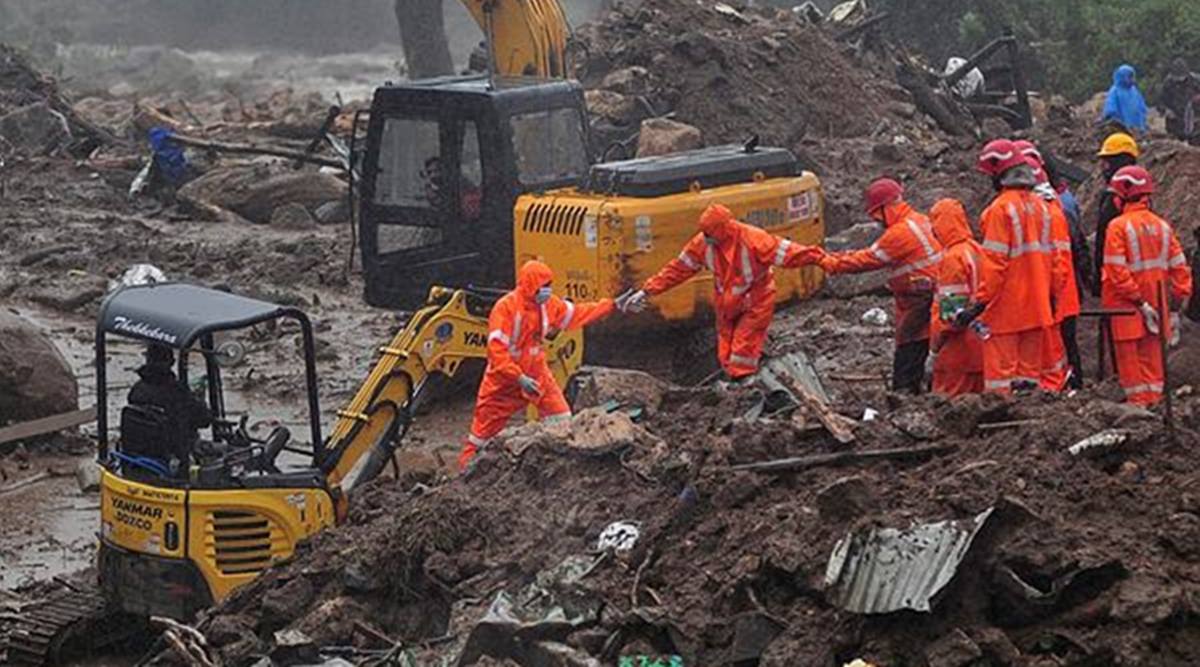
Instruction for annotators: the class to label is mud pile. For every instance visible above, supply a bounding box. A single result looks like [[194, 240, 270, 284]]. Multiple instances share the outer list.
[[573, 0, 931, 145], [179, 365, 1200, 665], [573, 0, 991, 232]]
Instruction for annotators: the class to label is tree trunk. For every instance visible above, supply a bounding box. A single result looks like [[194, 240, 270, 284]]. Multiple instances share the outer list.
[[394, 0, 455, 79]]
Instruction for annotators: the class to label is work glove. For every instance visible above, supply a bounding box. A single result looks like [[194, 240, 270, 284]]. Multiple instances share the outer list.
[[953, 301, 985, 329], [517, 374, 542, 396], [1139, 302, 1161, 335], [1171, 312, 1182, 347], [618, 289, 649, 314]]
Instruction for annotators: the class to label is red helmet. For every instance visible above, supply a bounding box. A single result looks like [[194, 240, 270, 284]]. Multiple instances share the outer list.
[[1013, 139, 1044, 165], [1109, 165, 1154, 200], [863, 177, 903, 214], [977, 139, 1026, 177]]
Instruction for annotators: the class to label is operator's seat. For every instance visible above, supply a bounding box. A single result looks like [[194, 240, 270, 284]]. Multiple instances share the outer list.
[[118, 405, 185, 478]]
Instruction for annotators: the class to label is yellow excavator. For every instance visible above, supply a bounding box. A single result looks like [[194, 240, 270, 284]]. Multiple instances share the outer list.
[[353, 0, 826, 324]]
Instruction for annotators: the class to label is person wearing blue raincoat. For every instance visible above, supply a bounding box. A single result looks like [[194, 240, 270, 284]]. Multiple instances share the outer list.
[[1101, 64, 1148, 134]]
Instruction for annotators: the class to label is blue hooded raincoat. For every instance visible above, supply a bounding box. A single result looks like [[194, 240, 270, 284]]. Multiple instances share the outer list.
[[1101, 64, 1148, 133]]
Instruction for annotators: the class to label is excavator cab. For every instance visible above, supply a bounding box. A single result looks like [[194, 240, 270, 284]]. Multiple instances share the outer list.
[[94, 283, 335, 619], [357, 75, 590, 309]]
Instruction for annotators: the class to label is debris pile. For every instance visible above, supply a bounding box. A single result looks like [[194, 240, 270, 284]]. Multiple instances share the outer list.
[[0, 49, 355, 315], [574, 0, 990, 231], [174, 364, 1200, 665], [0, 45, 113, 157]]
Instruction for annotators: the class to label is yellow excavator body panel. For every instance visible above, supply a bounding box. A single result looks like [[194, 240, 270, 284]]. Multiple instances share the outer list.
[[185, 485, 334, 602], [99, 469, 335, 611], [513, 172, 826, 322]]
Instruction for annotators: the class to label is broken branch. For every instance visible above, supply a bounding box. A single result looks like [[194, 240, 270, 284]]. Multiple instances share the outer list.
[[168, 134, 344, 170], [976, 419, 1042, 432], [729, 444, 956, 474]]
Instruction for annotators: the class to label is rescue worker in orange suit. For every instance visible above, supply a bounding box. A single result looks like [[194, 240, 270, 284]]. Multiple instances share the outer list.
[[1101, 166, 1192, 405], [1016, 140, 1079, 391], [817, 178, 943, 393], [621, 204, 824, 380], [956, 139, 1066, 394], [927, 199, 984, 395], [459, 260, 616, 470]]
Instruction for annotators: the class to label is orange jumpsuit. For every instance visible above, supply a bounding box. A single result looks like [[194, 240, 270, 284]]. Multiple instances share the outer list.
[[928, 200, 984, 396], [820, 201, 943, 346], [643, 205, 822, 378], [975, 188, 1066, 393], [1037, 187, 1079, 392], [1101, 201, 1192, 405], [459, 260, 614, 470]]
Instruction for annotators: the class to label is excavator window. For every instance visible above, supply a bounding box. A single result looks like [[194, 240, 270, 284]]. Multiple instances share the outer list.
[[509, 107, 588, 187], [374, 117, 443, 254]]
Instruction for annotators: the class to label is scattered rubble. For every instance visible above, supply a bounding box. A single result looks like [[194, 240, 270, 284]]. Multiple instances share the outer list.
[[148, 372, 1200, 665]]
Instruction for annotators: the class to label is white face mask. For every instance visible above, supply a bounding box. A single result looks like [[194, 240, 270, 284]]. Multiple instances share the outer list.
[[535, 286, 553, 304]]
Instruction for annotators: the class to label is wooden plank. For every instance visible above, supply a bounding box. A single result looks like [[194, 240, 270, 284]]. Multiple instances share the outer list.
[[769, 366, 856, 444], [0, 407, 95, 446]]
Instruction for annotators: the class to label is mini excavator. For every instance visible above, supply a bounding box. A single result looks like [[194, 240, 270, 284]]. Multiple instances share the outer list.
[[4, 282, 577, 664]]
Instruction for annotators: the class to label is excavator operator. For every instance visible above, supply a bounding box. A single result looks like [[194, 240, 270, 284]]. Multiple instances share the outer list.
[[459, 260, 618, 471], [127, 343, 213, 466], [422, 155, 482, 221]]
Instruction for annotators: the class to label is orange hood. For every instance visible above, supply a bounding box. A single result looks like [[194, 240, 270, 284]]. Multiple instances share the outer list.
[[929, 198, 974, 247], [699, 204, 739, 245], [516, 260, 554, 302]]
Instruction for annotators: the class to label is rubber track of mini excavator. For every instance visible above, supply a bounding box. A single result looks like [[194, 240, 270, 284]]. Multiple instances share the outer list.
[[3, 586, 111, 665]]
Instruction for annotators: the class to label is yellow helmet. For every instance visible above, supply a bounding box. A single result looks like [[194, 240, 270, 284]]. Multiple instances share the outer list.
[[1097, 132, 1140, 158]]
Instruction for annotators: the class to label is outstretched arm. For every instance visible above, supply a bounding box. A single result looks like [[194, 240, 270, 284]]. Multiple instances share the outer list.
[[643, 235, 708, 296]]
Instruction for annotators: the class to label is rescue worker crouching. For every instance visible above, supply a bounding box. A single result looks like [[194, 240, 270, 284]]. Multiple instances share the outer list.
[[621, 203, 824, 381], [927, 199, 984, 396], [815, 178, 943, 394], [1101, 166, 1192, 406], [957, 139, 1065, 395], [459, 260, 617, 471]]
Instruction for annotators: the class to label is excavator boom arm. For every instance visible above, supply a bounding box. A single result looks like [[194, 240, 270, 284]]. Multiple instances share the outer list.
[[321, 287, 581, 512], [462, 0, 569, 77]]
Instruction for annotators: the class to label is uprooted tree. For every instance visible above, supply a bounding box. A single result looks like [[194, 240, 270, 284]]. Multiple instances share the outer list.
[[394, 0, 454, 78]]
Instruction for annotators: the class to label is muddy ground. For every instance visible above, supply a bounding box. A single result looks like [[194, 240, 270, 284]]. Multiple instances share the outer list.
[[2, 0, 1200, 664]]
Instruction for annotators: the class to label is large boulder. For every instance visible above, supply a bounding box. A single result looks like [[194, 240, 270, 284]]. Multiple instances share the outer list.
[[600, 66, 653, 96], [584, 89, 644, 127], [177, 164, 348, 224], [0, 310, 78, 425], [635, 118, 702, 158]]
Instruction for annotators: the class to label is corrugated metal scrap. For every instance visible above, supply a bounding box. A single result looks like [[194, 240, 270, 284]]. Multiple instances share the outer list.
[[823, 507, 994, 613]]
